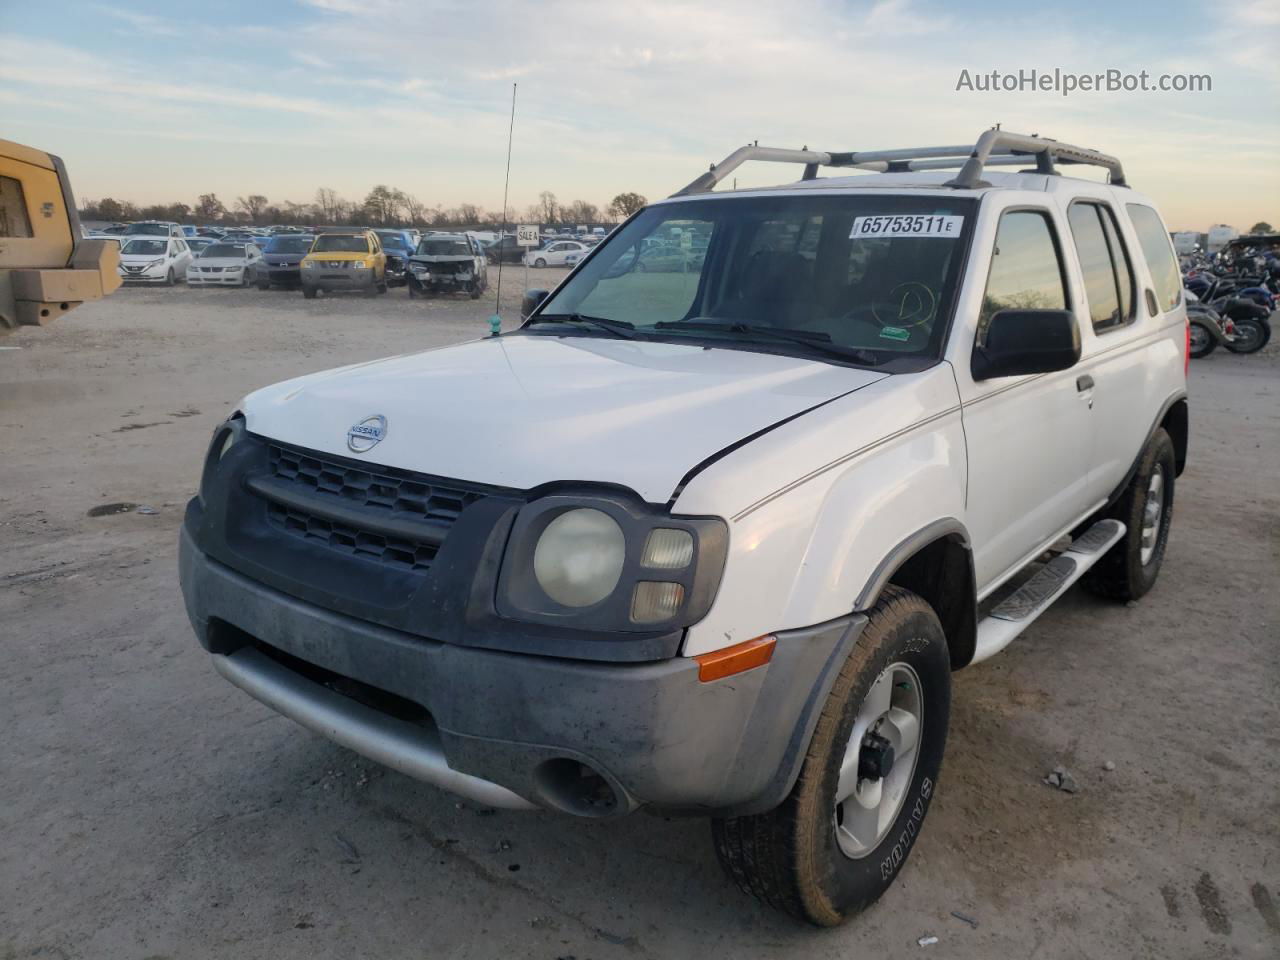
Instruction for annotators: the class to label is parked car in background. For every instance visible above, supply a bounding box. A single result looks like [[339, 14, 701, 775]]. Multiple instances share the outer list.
[[374, 229, 416, 286], [256, 234, 314, 290], [117, 236, 193, 284], [186, 242, 262, 287], [186, 236, 217, 254], [407, 233, 488, 299], [300, 230, 386, 298], [181, 225, 198, 237], [100, 223, 129, 236], [485, 235, 526, 264], [125, 220, 184, 238], [525, 239, 588, 268]]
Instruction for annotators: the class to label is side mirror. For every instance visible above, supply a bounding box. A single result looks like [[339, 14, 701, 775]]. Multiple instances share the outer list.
[[971, 309, 1080, 381], [521, 289, 549, 319]]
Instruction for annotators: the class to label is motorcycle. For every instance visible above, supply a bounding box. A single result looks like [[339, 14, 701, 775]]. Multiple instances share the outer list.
[[1184, 288, 1269, 356]]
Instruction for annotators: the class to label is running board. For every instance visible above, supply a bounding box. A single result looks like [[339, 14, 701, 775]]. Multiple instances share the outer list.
[[970, 519, 1125, 664]]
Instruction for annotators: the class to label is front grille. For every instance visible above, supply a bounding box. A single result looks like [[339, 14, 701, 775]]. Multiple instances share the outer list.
[[259, 443, 490, 572]]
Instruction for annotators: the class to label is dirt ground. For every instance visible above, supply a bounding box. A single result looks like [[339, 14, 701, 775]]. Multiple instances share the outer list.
[[2, 275, 1278, 960]]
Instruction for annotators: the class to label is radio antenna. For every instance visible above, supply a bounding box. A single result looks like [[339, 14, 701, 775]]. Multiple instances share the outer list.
[[490, 82, 517, 336]]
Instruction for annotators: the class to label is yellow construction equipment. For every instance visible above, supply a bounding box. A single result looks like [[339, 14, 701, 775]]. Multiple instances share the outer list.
[[1, 138, 119, 333]]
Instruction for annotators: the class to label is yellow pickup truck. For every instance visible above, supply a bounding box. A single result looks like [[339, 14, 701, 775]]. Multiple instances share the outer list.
[[1, 138, 120, 334]]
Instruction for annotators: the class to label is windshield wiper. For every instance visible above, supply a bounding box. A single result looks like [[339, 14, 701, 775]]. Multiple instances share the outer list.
[[527, 313, 639, 339], [653, 319, 886, 366]]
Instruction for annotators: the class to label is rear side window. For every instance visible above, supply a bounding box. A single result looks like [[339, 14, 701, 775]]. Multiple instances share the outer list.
[[1127, 203, 1182, 312], [1068, 202, 1136, 332], [979, 210, 1068, 336], [0, 175, 33, 238]]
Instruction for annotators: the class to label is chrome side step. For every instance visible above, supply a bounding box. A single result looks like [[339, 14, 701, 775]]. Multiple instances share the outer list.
[[971, 519, 1125, 664], [213, 647, 537, 810]]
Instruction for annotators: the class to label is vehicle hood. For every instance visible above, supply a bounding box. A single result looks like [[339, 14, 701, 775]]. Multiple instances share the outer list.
[[242, 335, 888, 503], [306, 252, 367, 263], [193, 256, 248, 268], [409, 254, 474, 264]]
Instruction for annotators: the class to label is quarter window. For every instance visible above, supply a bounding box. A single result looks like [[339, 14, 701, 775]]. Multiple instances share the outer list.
[[0, 175, 33, 238], [979, 210, 1068, 339], [1126, 203, 1182, 312], [1068, 202, 1136, 332]]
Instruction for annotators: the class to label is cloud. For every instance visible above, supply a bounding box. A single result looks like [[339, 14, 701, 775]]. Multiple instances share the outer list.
[[92, 6, 182, 36]]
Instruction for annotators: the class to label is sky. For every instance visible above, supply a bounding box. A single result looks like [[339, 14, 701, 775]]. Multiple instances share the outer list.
[[1, 0, 1277, 230]]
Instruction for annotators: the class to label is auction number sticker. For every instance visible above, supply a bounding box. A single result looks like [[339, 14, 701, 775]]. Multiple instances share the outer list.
[[851, 215, 963, 239]]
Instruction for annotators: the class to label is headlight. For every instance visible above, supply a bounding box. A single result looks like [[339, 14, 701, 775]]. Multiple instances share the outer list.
[[410, 262, 429, 274], [533, 509, 626, 607], [496, 494, 728, 632], [354, 261, 370, 270], [302, 261, 316, 269], [199, 413, 245, 505]]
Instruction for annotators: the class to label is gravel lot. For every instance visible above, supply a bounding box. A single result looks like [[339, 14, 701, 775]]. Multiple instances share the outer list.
[[2, 277, 1278, 959]]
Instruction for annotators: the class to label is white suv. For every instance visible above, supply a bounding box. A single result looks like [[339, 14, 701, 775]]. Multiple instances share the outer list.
[[179, 130, 1188, 926]]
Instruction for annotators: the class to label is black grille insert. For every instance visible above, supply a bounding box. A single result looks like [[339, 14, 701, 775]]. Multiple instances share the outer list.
[[259, 443, 490, 572]]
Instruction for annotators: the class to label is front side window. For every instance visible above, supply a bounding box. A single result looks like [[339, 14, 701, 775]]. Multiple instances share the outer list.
[[1126, 203, 1182, 312], [0, 176, 33, 238], [978, 210, 1068, 337], [538, 194, 974, 368], [1068, 202, 1136, 332]]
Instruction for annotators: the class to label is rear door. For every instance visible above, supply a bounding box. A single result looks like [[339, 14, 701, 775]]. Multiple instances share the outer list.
[[953, 201, 1096, 590], [1065, 195, 1184, 501]]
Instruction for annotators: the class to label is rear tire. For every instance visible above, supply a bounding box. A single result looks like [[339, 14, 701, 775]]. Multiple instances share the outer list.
[[711, 585, 950, 926], [1083, 428, 1175, 601], [165, 268, 175, 287], [1188, 320, 1217, 358]]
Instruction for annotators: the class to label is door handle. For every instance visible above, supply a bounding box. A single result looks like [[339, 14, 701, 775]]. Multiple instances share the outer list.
[[1076, 374, 1095, 392]]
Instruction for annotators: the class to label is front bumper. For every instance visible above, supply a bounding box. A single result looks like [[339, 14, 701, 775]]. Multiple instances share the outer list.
[[118, 271, 168, 283], [188, 270, 246, 286], [179, 525, 862, 817], [302, 270, 375, 292]]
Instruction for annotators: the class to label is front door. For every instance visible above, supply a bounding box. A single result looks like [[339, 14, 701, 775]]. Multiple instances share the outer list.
[[954, 204, 1095, 591]]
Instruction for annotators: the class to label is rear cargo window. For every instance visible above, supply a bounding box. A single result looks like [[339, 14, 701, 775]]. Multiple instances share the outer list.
[[1126, 203, 1183, 312], [0, 175, 34, 238]]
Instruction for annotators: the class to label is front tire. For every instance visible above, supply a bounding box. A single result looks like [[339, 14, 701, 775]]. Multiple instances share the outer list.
[[165, 268, 175, 287], [1223, 316, 1269, 354], [534, 257, 547, 268], [302, 286, 317, 299], [1083, 428, 1175, 601], [712, 585, 950, 926]]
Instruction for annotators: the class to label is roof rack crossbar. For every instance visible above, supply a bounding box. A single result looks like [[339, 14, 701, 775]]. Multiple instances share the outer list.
[[672, 130, 1127, 196]]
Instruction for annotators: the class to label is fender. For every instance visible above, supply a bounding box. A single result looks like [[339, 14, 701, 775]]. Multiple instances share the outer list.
[[1105, 390, 1188, 508]]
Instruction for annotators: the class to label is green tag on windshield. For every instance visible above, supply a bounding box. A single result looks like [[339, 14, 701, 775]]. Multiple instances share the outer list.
[[880, 325, 910, 342]]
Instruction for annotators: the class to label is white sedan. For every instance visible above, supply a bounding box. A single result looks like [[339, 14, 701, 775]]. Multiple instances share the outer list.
[[186, 242, 263, 287], [117, 236, 195, 285], [524, 240, 588, 268]]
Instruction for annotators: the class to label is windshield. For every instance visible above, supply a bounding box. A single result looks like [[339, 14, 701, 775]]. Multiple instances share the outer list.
[[376, 232, 410, 251], [535, 194, 974, 368], [312, 235, 369, 253], [125, 223, 171, 236], [121, 239, 168, 255], [202, 243, 247, 258], [417, 238, 471, 256], [266, 237, 313, 254]]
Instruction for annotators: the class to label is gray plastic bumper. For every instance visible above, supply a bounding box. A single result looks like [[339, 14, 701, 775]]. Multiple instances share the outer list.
[[180, 526, 864, 817]]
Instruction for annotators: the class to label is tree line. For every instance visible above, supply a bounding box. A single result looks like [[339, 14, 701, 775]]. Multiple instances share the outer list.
[[80, 187, 649, 228]]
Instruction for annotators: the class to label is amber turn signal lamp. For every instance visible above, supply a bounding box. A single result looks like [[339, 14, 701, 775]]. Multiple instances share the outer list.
[[695, 635, 776, 683]]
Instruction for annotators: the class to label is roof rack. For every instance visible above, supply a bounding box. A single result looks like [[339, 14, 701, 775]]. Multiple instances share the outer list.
[[672, 129, 1127, 196]]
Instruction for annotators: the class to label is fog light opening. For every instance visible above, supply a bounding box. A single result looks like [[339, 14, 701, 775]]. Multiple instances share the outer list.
[[534, 758, 619, 817]]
